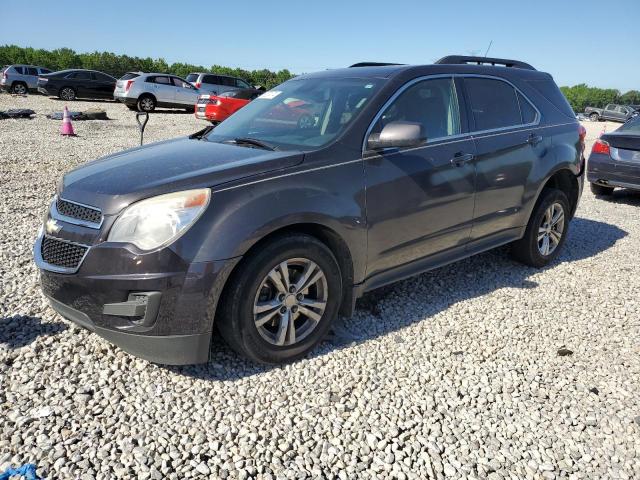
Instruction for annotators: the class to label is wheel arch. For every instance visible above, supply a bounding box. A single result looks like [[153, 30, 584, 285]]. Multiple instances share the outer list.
[[215, 222, 357, 323], [541, 168, 580, 217]]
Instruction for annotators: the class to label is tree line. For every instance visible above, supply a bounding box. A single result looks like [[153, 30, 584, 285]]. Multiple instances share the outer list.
[[0, 45, 294, 89], [2, 45, 638, 112], [560, 84, 640, 113]]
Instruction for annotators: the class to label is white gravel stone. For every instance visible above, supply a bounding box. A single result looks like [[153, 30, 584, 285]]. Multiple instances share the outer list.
[[1, 93, 639, 479]]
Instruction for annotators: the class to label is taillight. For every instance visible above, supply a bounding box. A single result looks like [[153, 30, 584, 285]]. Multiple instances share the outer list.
[[195, 82, 201, 89], [592, 139, 610, 156], [125, 80, 134, 92]]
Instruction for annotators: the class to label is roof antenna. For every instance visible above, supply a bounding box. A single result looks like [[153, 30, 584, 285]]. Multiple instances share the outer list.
[[484, 40, 493, 57]]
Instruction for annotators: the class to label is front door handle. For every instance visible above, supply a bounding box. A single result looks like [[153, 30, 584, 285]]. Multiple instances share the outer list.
[[450, 152, 474, 167], [527, 133, 543, 146]]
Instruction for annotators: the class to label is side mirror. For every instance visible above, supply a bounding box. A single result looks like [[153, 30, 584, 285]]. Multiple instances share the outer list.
[[367, 121, 426, 150]]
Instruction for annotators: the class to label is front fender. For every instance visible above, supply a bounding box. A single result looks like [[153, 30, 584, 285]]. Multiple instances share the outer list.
[[186, 159, 368, 282]]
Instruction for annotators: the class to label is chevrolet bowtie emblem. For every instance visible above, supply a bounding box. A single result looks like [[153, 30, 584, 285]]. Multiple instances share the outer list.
[[45, 218, 62, 235]]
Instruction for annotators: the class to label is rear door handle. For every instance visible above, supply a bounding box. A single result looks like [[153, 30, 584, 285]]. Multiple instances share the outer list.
[[450, 152, 474, 167], [527, 134, 543, 146]]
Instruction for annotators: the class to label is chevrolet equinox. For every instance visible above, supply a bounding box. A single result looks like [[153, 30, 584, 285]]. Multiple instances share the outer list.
[[35, 56, 584, 365]]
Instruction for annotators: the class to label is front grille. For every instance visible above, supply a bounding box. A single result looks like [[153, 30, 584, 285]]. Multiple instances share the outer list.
[[56, 197, 102, 225], [41, 236, 88, 270]]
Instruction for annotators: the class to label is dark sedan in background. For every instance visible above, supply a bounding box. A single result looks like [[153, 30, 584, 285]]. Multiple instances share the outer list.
[[37, 69, 117, 101], [588, 115, 640, 195]]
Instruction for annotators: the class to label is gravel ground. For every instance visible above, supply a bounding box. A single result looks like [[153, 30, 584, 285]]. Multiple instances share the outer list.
[[1, 93, 639, 480]]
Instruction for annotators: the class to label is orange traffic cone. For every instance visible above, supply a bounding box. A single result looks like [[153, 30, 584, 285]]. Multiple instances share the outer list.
[[60, 106, 76, 136]]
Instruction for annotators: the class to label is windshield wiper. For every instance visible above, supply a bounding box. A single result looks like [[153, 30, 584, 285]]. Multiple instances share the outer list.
[[227, 137, 277, 151], [189, 125, 215, 140]]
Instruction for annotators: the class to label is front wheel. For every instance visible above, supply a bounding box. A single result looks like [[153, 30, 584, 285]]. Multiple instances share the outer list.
[[217, 234, 342, 364], [511, 188, 570, 268], [590, 183, 614, 196]]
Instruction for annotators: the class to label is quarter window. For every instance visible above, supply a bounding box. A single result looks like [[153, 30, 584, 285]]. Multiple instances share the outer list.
[[464, 78, 521, 131], [517, 92, 538, 124], [372, 77, 461, 141]]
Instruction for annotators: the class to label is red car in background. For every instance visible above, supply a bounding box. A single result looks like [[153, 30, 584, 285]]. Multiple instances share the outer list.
[[195, 88, 263, 124]]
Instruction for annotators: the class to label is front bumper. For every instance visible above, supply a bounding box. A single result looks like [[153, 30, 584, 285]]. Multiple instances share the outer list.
[[587, 153, 640, 190], [35, 231, 240, 364]]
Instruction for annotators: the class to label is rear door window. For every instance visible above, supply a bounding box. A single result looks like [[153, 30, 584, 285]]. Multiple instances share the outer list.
[[148, 76, 172, 85], [220, 76, 236, 87], [26, 67, 38, 76], [464, 77, 521, 131], [71, 71, 91, 80], [202, 75, 221, 85]]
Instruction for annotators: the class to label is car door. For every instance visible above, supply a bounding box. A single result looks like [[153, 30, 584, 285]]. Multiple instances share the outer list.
[[617, 106, 629, 122], [92, 72, 116, 98], [603, 104, 617, 121], [172, 77, 199, 105], [149, 76, 175, 104], [70, 71, 92, 97], [25, 66, 38, 89], [463, 76, 544, 240], [364, 76, 477, 277]]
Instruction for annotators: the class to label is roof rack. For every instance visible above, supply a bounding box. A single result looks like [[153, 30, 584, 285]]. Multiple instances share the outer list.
[[349, 62, 404, 68], [435, 55, 536, 71]]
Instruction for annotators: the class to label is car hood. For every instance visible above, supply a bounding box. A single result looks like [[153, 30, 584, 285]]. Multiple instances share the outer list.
[[60, 136, 304, 214]]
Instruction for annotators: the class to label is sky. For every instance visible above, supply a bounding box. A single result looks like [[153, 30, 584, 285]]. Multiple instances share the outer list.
[[1, 0, 638, 92]]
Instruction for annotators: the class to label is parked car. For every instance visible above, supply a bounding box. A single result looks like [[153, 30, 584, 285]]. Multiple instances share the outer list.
[[585, 104, 636, 123], [1, 64, 53, 94], [195, 88, 263, 124], [37, 69, 117, 101], [186, 72, 254, 96], [34, 55, 584, 365], [587, 114, 640, 196], [114, 72, 200, 112]]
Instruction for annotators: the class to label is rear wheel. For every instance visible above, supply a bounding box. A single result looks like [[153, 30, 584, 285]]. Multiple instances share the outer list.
[[511, 188, 570, 268], [137, 95, 156, 112], [59, 87, 76, 101], [12, 82, 27, 95], [217, 234, 342, 364], [589, 113, 599, 122], [590, 183, 614, 196]]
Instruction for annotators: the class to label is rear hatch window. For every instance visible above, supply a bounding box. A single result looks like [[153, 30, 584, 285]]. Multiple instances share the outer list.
[[120, 72, 140, 80]]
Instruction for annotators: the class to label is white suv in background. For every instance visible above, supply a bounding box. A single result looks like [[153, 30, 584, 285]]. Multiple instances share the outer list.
[[114, 72, 201, 112], [185, 72, 253, 96]]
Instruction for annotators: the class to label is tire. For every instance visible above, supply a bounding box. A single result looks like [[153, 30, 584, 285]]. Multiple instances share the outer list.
[[217, 233, 343, 364], [590, 183, 614, 196], [589, 113, 599, 122], [137, 94, 156, 112], [511, 188, 570, 268], [59, 87, 76, 101], [11, 82, 28, 95]]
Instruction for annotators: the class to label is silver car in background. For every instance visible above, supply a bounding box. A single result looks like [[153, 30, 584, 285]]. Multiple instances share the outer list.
[[185, 72, 253, 96], [114, 72, 201, 112], [1, 64, 53, 94]]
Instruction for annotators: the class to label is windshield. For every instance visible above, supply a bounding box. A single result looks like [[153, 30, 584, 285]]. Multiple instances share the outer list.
[[618, 115, 640, 135], [205, 77, 382, 150]]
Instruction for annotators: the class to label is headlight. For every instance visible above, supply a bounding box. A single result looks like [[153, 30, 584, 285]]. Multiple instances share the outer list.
[[108, 189, 210, 251]]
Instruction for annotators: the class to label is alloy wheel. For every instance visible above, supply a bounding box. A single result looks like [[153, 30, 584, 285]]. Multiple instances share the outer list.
[[140, 98, 154, 111], [13, 84, 27, 95], [60, 88, 75, 101], [253, 258, 328, 346], [537, 202, 565, 256]]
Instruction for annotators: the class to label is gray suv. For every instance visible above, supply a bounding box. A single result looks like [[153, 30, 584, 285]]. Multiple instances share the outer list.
[[114, 72, 201, 111], [1, 64, 53, 94], [186, 72, 253, 96], [35, 56, 584, 365]]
